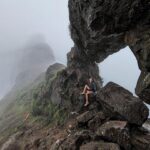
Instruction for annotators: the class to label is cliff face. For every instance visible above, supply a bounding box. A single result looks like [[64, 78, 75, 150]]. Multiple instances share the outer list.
[[50, 47, 102, 110], [40, 2, 150, 148], [68, 0, 150, 104]]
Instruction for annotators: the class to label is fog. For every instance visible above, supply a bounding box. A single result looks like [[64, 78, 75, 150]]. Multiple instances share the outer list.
[[100, 47, 140, 94], [0, 0, 72, 98], [0, 0, 141, 100]]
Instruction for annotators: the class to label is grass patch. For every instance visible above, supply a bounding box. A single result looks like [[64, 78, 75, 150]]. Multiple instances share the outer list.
[[32, 98, 69, 126]]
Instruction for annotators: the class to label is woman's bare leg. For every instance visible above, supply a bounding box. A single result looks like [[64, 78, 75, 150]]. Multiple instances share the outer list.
[[84, 91, 93, 106], [81, 85, 90, 94], [84, 93, 89, 106]]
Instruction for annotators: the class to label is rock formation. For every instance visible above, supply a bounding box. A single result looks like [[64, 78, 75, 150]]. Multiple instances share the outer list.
[[1, 82, 150, 150], [49, 0, 150, 110], [49, 83, 150, 150], [97, 82, 148, 126], [2, 1, 149, 150], [48, 1, 150, 149], [68, 0, 150, 104], [50, 47, 103, 110]]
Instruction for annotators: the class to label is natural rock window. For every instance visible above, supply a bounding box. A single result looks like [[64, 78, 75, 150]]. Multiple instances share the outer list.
[[99, 46, 140, 94]]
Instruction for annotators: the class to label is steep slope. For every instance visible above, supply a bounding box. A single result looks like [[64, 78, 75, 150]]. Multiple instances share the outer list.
[[0, 37, 55, 117], [0, 82, 150, 150], [0, 36, 55, 100], [0, 63, 65, 147]]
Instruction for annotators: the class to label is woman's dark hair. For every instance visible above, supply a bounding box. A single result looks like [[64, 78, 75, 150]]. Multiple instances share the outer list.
[[89, 76, 92, 79]]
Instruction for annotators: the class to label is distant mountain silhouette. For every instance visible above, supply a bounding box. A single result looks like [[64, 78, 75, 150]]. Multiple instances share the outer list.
[[14, 35, 55, 89]]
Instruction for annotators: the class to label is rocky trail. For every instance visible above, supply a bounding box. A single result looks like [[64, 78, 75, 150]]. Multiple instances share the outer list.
[[1, 82, 150, 150]]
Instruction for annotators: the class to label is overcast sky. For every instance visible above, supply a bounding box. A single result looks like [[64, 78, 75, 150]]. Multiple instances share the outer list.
[[0, 0, 141, 99], [0, 0, 73, 59]]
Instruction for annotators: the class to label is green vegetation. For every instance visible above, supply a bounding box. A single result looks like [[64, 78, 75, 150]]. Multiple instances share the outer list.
[[31, 69, 69, 125], [32, 99, 68, 125], [0, 63, 67, 145]]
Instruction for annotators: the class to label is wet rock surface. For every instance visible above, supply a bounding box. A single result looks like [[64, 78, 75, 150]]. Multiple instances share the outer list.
[[96, 121, 130, 150], [97, 82, 149, 125]]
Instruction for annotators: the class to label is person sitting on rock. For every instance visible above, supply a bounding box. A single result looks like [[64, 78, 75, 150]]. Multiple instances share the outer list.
[[81, 77, 97, 106]]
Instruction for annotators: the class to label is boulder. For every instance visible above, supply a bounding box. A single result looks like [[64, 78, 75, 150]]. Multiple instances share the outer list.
[[96, 121, 131, 150], [80, 141, 120, 150], [59, 130, 95, 150], [97, 82, 149, 125], [76, 111, 96, 126], [131, 128, 150, 150], [88, 111, 106, 130]]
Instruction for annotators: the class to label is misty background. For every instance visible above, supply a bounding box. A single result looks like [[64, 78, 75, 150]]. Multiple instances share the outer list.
[[0, 0, 140, 100]]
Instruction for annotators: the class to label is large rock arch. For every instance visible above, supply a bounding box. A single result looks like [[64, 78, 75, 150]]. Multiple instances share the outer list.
[[48, 0, 149, 126], [68, 0, 150, 104]]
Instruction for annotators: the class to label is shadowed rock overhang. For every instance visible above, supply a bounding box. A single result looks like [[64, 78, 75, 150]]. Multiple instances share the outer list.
[[68, 0, 150, 104]]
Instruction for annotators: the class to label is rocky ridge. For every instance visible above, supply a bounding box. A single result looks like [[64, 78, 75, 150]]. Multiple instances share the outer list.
[[46, 1, 150, 148], [50, 82, 149, 150], [1, 82, 150, 150]]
